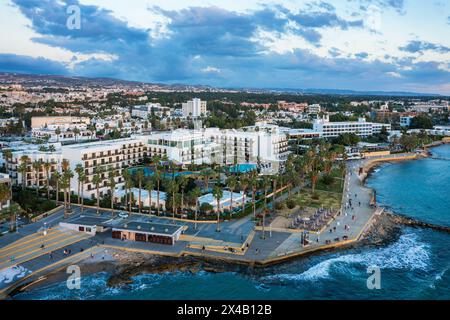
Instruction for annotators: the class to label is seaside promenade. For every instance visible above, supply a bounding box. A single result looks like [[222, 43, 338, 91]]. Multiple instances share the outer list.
[[0, 152, 424, 298]]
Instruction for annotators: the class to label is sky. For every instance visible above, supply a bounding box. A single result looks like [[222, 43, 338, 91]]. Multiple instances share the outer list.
[[0, 0, 449, 94]]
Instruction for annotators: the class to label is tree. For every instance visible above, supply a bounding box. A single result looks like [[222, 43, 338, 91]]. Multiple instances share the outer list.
[[226, 176, 237, 212], [261, 175, 271, 206], [410, 115, 433, 129], [145, 178, 155, 213], [61, 160, 73, 210], [212, 185, 223, 232], [43, 161, 51, 200], [19, 155, 30, 190], [249, 172, 258, 219], [32, 160, 42, 195], [73, 127, 80, 142], [92, 168, 102, 215], [75, 164, 84, 206], [123, 169, 133, 214], [136, 168, 145, 214], [239, 174, 250, 214], [177, 175, 188, 214], [191, 187, 202, 230], [166, 179, 178, 219], [55, 127, 61, 142], [0, 183, 10, 212], [108, 169, 117, 217], [51, 171, 61, 205]]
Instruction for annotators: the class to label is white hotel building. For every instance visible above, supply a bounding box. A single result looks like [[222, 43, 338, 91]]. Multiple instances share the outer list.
[[313, 116, 391, 138], [3, 124, 289, 198], [182, 98, 207, 118]]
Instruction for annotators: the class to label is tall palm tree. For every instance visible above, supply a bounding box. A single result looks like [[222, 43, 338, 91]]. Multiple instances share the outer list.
[[177, 175, 188, 214], [262, 175, 271, 206], [73, 127, 80, 142], [249, 172, 258, 219], [62, 169, 74, 213], [154, 171, 161, 216], [61, 159, 72, 208], [0, 183, 10, 212], [32, 160, 42, 195], [212, 185, 223, 232], [239, 174, 249, 213], [79, 171, 86, 213], [152, 156, 162, 216], [191, 187, 202, 230], [145, 178, 154, 214], [43, 161, 51, 200], [108, 169, 117, 217], [166, 179, 178, 220], [136, 168, 145, 214], [124, 171, 133, 215], [60, 175, 69, 218], [226, 176, 237, 212], [52, 171, 61, 204], [75, 164, 84, 205], [92, 168, 102, 215], [19, 155, 30, 190]]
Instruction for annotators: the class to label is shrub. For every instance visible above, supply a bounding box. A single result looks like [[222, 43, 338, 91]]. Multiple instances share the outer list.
[[321, 174, 334, 186], [286, 198, 297, 209], [275, 201, 285, 211]]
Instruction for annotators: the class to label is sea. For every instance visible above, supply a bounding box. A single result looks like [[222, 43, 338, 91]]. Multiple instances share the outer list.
[[15, 144, 450, 300]]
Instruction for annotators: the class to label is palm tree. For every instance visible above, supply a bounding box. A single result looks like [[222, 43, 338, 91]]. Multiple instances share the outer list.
[[52, 171, 61, 204], [152, 156, 162, 216], [145, 178, 155, 214], [239, 174, 249, 213], [136, 168, 145, 214], [19, 155, 30, 190], [108, 169, 117, 217], [79, 171, 86, 213], [92, 169, 102, 215], [226, 176, 237, 212], [166, 179, 178, 220], [154, 171, 161, 216], [124, 171, 133, 215], [75, 164, 84, 205], [60, 175, 69, 218], [43, 161, 51, 200], [73, 127, 80, 142], [212, 185, 223, 232], [32, 160, 42, 195], [191, 187, 202, 230], [177, 175, 188, 214], [55, 127, 61, 142], [249, 172, 258, 219], [262, 175, 271, 206], [0, 183, 10, 212], [261, 206, 269, 240], [62, 170, 74, 214]]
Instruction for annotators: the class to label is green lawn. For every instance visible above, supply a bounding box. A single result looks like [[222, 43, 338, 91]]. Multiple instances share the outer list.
[[314, 167, 345, 194], [295, 188, 342, 210]]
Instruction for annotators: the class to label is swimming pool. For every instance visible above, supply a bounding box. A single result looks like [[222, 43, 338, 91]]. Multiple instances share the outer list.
[[227, 163, 258, 173], [128, 167, 196, 178]]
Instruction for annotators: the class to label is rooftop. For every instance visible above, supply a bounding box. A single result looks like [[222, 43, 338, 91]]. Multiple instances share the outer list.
[[113, 221, 183, 236]]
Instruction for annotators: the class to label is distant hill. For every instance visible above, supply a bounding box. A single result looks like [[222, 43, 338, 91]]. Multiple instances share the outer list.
[[0, 72, 443, 97]]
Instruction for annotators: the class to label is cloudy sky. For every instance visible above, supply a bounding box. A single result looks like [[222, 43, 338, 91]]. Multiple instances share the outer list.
[[0, 0, 449, 94]]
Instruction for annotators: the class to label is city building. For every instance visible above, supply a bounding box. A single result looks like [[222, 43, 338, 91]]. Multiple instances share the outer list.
[[312, 116, 391, 138], [0, 173, 11, 210], [400, 116, 414, 127], [112, 221, 184, 245], [182, 98, 207, 118], [132, 103, 171, 119]]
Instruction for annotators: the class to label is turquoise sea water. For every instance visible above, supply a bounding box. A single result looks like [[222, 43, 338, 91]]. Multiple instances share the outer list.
[[15, 145, 450, 300]]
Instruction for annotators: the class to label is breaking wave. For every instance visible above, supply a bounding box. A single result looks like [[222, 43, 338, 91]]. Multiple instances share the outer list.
[[264, 233, 430, 282]]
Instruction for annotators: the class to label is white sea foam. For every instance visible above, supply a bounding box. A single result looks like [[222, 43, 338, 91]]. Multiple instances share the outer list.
[[264, 233, 430, 282], [0, 265, 31, 284]]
